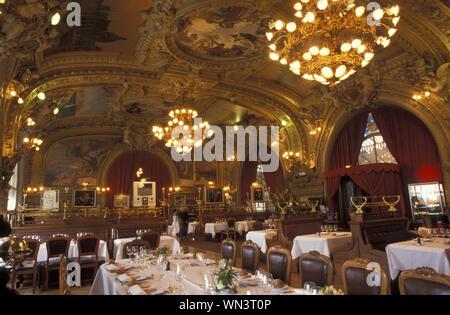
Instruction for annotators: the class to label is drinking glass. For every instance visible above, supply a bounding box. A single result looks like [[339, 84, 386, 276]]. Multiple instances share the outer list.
[[311, 285, 322, 295], [126, 246, 133, 261], [131, 246, 138, 263], [263, 273, 274, 292], [304, 281, 316, 295], [176, 263, 185, 281]]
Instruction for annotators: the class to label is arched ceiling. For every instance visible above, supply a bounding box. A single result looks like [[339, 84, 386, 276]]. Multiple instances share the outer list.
[[4, 0, 449, 165]]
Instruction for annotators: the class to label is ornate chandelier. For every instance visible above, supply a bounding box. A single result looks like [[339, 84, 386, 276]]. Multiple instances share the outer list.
[[266, 0, 400, 85], [152, 107, 212, 154]]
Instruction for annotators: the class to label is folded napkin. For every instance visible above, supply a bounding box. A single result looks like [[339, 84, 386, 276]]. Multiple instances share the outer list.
[[105, 264, 119, 272], [239, 279, 258, 287], [116, 274, 131, 284], [128, 284, 146, 295]]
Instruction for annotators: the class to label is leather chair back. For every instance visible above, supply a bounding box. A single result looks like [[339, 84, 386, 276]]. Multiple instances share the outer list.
[[22, 239, 40, 262], [221, 239, 237, 266], [141, 231, 161, 249], [267, 246, 292, 284], [251, 222, 264, 231], [241, 241, 259, 273], [47, 237, 70, 260], [77, 236, 99, 256], [342, 258, 389, 295], [399, 267, 450, 295], [299, 251, 333, 287]]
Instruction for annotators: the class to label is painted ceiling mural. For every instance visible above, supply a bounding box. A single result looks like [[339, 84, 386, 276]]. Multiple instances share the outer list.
[[44, 135, 122, 186], [174, 5, 270, 59]]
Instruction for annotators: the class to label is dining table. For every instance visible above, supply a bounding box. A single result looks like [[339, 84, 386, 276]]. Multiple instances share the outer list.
[[385, 238, 450, 280], [187, 221, 200, 235], [204, 222, 228, 238], [37, 239, 109, 263], [291, 232, 353, 259], [235, 220, 256, 234], [245, 229, 278, 253], [113, 236, 181, 260], [89, 257, 306, 295]]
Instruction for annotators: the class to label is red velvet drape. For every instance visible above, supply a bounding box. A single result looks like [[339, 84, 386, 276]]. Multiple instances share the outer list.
[[325, 164, 405, 215], [106, 151, 173, 207], [240, 161, 258, 203], [329, 111, 368, 169], [326, 111, 368, 211], [372, 107, 443, 184], [263, 159, 284, 194]]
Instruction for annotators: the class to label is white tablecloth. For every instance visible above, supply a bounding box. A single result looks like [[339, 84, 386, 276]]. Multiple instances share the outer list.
[[37, 240, 109, 262], [245, 229, 278, 253], [90, 258, 304, 295], [235, 221, 255, 234], [204, 222, 228, 238], [113, 236, 180, 260], [291, 232, 353, 259], [187, 222, 199, 234], [386, 239, 450, 279]]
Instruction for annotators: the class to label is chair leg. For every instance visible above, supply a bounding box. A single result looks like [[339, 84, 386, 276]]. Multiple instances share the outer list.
[[10, 271, 16, 289], [45, 267, 49, 290], [32, 269, 37, 294]]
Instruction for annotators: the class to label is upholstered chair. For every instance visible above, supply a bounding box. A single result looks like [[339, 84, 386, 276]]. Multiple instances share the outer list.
[[77, 235, 100, 278], [399, 267, 450, 295], [241, 241, 260, 273], [220, 218, 237, 240], [342, 258, 389, 295], [45, 236, 70, 289], [141, 231, 161, 249], [221, 238, 237, 266], [10, 239, 40, 293], [267, 246, 292, 285], [298, 251, 334, 288]]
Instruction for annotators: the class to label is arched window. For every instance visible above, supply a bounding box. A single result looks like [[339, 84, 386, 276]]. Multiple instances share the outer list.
[[358, 113, 397, 165]]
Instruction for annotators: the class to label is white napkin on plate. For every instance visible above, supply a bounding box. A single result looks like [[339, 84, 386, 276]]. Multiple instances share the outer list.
[[117, 274, 131, 284], [105, 264, 119, 272], [128, 284, 146, 295]]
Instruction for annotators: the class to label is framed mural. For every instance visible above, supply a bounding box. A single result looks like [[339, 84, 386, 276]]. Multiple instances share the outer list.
[[251, 186, 264, 202], [114, 194, 130, 208], [204, 188, 224, 204], [73, 189, 97, 208], [173, 194, 187, 206], [42, 190, 59, 210], [133, 181, 156, 207]]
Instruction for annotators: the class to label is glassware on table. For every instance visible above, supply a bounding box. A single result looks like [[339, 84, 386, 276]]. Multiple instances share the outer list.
[[177, 246, 184, 256], [126, 246, 133, 261], [255, 269, 264, 283], [263, 273, 274, 292], [175, 263, 185, 281], [311, 285, 322, 295], [304, 281, 316, 295]]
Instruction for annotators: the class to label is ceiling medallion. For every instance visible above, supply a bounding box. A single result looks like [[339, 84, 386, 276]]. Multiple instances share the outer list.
[[266, 0, 400, 85]]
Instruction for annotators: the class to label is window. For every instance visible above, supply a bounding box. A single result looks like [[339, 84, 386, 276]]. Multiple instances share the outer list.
[[358, 113, 397, 165]]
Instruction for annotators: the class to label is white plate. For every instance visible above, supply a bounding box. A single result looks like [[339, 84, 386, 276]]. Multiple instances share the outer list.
[[273, 284, 288, 292]]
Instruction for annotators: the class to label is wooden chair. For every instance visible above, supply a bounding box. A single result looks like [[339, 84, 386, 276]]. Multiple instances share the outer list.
[[141, 231, 161, 249], [220, 218, 237, 241], [76, 235, 100, 280], [241, 241, 259, 273], [59, 254, 70, 295], [122, 239, 150, 258], [10, 239, 40, 293], [342, 258, 389, 295], [298, 251, 333, 288], [45, 236, 70, 289], [399, 267, 450, 295], [221, 238, 237, 266], [267, 246, 292, 285]]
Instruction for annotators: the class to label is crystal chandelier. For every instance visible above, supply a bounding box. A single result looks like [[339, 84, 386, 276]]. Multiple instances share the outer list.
[[266, 0, 400, 85], [152, 107, 212, 154]]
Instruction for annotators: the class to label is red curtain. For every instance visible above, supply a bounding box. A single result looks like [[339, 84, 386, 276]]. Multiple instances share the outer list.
[[372, 107, 443, 184], [106, 151, 173, 207], [240, 161, 258, 203], [329, 111, 368, 169], [263, 159, 284, 194], [325, 164, 405, 215]]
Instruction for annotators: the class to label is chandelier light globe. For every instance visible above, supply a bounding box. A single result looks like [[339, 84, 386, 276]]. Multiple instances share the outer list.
[[153, 106, 211, 153], [267, 0, 400, 85]]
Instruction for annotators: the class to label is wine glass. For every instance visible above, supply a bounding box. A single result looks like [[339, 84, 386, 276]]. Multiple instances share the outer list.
[[304, 281, 316, 295], [175, 263, 185, 282], [126, 246, 133, 261], [263, 273, 274, 292]]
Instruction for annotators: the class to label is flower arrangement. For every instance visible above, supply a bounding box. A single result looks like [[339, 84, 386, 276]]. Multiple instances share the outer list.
[[155, 246, 170, 259], [214, 259, 237, 293], [320, 285, 344, 295]]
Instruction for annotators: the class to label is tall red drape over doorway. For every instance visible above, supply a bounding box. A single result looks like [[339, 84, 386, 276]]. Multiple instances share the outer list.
[[106, 151, 173, 207], [326, 107, 443, 216], [263, 164, 284, 194], [240, 161, 258, 202]]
